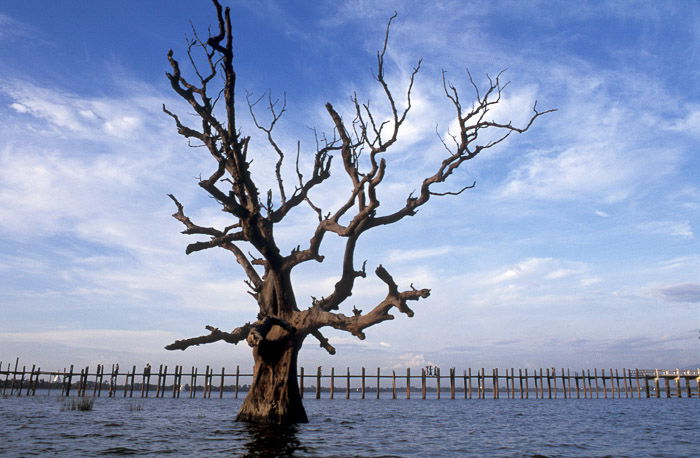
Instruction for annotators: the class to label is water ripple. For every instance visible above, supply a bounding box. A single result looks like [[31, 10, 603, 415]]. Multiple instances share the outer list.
[[0, 396, 698, 456]]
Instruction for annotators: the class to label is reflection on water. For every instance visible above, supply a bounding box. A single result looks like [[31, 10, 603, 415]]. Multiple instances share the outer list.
[[240, 422, 304, 457], [0, 396, 697, 456]]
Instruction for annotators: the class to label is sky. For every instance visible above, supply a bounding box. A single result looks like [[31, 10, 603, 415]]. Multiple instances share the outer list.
[[0, 0, 698, 374]]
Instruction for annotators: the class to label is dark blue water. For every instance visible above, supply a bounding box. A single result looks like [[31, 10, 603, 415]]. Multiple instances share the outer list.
[[1, 396, 697, 457]]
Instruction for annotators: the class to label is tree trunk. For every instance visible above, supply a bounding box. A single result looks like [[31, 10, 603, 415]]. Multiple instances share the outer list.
[[236, 330, 307, 424]]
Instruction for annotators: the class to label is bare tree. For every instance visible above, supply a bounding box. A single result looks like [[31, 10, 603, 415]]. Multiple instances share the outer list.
[[164, 0, 554, 424]]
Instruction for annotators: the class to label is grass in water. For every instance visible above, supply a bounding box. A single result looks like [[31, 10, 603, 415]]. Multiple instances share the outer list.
[[128, 402, 143, 411], [62, 397, 94, 411]]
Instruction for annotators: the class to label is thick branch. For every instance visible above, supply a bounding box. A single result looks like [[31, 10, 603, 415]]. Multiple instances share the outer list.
[[165, 323, 252, 351], [310, 266, 430, 339], [311, 329, 336, 355]]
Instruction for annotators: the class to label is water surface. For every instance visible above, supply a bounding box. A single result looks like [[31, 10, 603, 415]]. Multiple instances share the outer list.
[[1, 396, 697, 456]]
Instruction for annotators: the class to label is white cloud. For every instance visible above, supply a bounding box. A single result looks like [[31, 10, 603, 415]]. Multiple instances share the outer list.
[[386, 246, 452, 263], [0, 329, 178, 354], [657, 283, 700, 304], [9, 102, 28, 113], [487, 257, 587, 285], [667, 106, 700, 137], [636, 220, 693, 239], [391, 352, 435, 369]]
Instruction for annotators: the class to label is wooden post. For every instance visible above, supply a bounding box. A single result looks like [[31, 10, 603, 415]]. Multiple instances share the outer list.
[[463, 370, 468, 400], [622, 369, 628, 398], [482, 368, 487, 400], [575, 370, 580, 399], [626, 368, 633, 398], [635, 368, 642, 399], [60, 367, 67, 397], [77, 367, 84, 397], [421, 368, 427, 400], [203, 365, 209, 399], [653, 370, 660, 398], [107, 364, 114, 397], [0, 361, 5, 396], [191, 367, 197, 399], [546, 368, 551, 399], [330, 367, 335, 400], [539, 368, 544, 399], [26, 366, 33, 396], [218, 367, 224, 399], [561, 368, 567, 399], [164, 364, 170, 398], [610, 368, 615, 399], [156, 365, 163, 398], [299, 366, 304, 398], [17, 365, 26, 397], [392, 370, 396, 400], [685, 376, 692, 398], [161, 365, 168, 398], [376, 367, 380, 400], [83, 365, 89, 396], [9, 358, 19, 396], [664, 374, 671, 398], [468, 368, 472, 400], [177, 365, 183, 398], [362, 366, 367, 399], [567, 368, 572, 399], [533, 369, 539, 399], [172, 366, 179, 398], [65, 364, 74, 397], [602, 368, 608, 399], [450, 368, 455, 400], [26, 364, 36, 397], [492, 368, 497, 400], [345, 367, 350, 400], [123, 366, 129, 398], [129, 365, 136, 398], [141, 366, 147, 398], [505, 368, 510, 399], [436, 367, 441, 400], [94, 365, 101, 397], [1, 361, 10, 396], [33, 366, 40, 396], [406, 368, 411, 400], [675, 372, 682, 398], [21, 365, 28, 397], [552, 368, 557, 399], [593, 368, 599, 399], [644, 370, 650, 398], [524, 368, 529, 399], [316, 366, 322, 400], [235, 365, 240, 399]]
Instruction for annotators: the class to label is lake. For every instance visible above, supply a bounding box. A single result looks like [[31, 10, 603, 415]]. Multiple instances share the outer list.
[[1, 396, 697, 456]]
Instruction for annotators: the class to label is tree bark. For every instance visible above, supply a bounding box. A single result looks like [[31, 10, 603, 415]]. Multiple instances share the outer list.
[[236, 329, 307, 424], [164, 0, 553, 425]]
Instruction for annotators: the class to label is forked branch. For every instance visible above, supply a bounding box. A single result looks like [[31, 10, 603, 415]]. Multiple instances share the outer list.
[[308, 265, 430, 339]]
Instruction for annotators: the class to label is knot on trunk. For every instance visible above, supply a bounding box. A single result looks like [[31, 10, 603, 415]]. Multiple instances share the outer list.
[[246, 316, 296, 347]]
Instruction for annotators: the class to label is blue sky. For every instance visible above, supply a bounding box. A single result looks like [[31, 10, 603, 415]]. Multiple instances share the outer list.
[[0, 1, 698, 373]]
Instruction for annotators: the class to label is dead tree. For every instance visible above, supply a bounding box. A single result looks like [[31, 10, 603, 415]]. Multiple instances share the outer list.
[[164, 0, 554, 424]]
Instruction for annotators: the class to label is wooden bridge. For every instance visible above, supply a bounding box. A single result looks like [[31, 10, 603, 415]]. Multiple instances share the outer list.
[[2, 358, 698, 400]]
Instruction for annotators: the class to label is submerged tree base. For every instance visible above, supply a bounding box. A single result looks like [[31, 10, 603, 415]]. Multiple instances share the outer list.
[[235, 332, 308, 424]]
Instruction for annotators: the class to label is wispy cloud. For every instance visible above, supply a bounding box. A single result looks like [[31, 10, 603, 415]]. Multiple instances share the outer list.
[[636, 220, 694, 239], [658, 284, 700, 304]]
